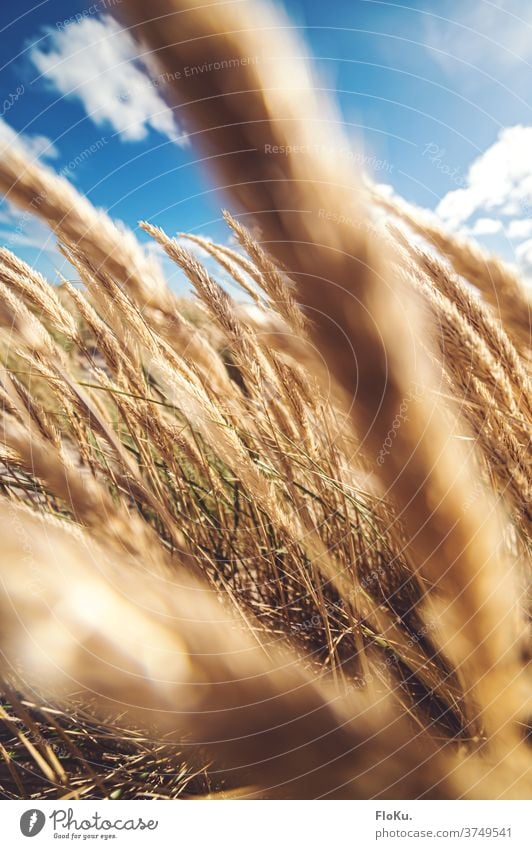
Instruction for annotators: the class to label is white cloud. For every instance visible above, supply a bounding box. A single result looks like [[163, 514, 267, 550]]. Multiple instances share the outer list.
[[30, 15, 185, 145], [0, 117, 59, 161], [515, 239, 532, 277], [437, 126, 532, 229], [374, 182, 395, 198], [506, 218, 532, 239], [0, 203, 58, 255], [466, 217, 504, 236], [433, 125, 532, 278]]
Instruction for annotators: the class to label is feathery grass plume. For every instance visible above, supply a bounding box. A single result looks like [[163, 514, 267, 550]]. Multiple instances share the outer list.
[[0, 276, 64, 362], [1, 369, 61, 450], [139, 220, 466, 712], [389, 226, 531, 422], [191, 232, 279, 293], [55, 234, 379, 653], [141, 222, 293, 423], [408, 267, 531, 530], [117, 0, 530, 762], [222, 212, 307, 335], [0, 210, 471, 744], [390, 240, 530, 455], [387, 231, 531, 533], [0, 248, 78, 340], [375, 189, 531, 356], [0, 0, 528, 802], [178, 232, 262, 304], [0, 147, 167, 310], [0, 145, 230, 391], [0, 502, 463, 800]]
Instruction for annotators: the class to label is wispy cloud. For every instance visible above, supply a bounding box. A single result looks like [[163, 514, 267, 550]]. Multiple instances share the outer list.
[[464, 217, 504, 237], [0, 203, 59, 259], [435, 124, 532, 278], [507, 218, 532, 239], [0, 117, 59, 161], [425, 0, 532, 77], [514, 238, 532, 276], [437, 125, 532, 227], [30, 15, 185, 145]]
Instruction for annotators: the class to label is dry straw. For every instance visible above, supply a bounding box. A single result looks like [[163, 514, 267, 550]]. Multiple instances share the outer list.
[[0, 0, 529, 800]]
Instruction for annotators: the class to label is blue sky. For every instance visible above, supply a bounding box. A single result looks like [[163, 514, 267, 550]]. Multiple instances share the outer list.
[[2, 0, 532, 286]]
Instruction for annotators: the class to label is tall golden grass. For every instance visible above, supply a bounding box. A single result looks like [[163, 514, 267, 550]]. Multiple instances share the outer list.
[[0, 0, 530, 799]]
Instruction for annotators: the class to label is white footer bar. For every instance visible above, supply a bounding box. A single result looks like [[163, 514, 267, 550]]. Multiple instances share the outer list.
[[3, 799, 529, 848]]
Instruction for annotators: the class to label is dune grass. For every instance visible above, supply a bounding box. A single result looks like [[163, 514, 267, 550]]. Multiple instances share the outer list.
[[0, 0, 530, 800]]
